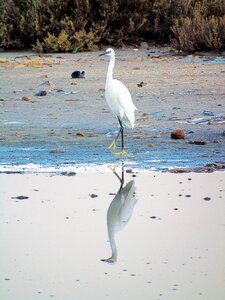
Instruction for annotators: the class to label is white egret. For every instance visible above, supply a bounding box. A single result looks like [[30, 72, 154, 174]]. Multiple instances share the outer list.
[[99, 48, 137, 154]]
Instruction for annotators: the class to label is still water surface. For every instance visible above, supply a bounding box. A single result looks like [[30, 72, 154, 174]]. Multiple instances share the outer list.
[[0, 167, 225, 300]]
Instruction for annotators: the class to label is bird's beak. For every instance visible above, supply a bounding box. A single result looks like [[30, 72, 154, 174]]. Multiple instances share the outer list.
[[99, 50, 110, 56]]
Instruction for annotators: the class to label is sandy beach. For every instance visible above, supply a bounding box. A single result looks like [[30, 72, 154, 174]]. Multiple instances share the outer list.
[[0, 47, 225, 299], [0, 169, 225, 300]]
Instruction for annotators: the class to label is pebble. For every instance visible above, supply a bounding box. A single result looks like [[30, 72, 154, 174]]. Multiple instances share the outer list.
[[11, 195, 29, 200], [22, 96, 30, 101], [171, 129, 185, 139], [76, 132, 85, 137], [35, 90, 47, 96], [50, 149, 64, 154], [202, 110, 214, 116], [188, 140, 207, 145], [61, 172, 76, 176], [89, 194, 98, 198], [137, 81, 147, 87]]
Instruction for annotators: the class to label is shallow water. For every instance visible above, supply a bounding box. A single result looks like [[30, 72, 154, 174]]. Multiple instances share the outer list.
[[0, 169, 225, 300], [0, 133, 225, 172]]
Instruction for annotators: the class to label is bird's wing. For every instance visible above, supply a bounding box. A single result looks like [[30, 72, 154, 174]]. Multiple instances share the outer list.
[[115, 80, 136, 128]]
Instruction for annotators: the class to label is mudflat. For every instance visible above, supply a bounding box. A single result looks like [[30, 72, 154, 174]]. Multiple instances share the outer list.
[[0, 47, 225, 170]]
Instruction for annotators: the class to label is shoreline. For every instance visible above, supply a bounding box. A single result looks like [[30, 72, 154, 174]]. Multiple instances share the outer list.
[[0, 161, 224, 175]]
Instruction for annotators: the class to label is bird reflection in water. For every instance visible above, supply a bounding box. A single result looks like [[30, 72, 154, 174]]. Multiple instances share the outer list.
[[101, 165, 137, 264]]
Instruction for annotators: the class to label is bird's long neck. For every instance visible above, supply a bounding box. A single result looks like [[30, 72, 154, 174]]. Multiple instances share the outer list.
[[106, 55, 115, 84]]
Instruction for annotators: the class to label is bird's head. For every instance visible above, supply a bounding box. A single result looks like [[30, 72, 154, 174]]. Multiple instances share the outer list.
[[99, 48, 115, 57]]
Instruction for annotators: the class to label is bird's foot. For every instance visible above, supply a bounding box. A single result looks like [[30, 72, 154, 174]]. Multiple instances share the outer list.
[[101, 257, 117, 264], [113, 149, 127, 155], [108, 139, 117, 149]]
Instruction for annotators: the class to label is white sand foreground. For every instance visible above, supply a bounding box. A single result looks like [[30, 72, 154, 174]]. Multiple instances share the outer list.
[[0, 170, 225, 300]]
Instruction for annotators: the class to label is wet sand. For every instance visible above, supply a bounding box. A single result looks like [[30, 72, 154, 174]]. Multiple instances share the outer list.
[[0, 47, 225, 169], [0, 169, 225, 300]]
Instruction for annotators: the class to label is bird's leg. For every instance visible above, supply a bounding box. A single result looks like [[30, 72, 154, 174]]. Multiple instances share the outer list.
[[108, 164, 124, 189], [108, 128, 121, 149], [113, 119, 127, 155]]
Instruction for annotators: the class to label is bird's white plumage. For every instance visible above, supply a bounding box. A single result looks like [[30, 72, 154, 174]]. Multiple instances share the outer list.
[[105, 79, 136, 128], [102, 48, 136, 128]]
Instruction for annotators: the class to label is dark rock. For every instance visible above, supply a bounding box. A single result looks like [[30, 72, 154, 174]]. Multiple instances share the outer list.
[[35, 90, 47, 96], [89, 194, 98, 198], [188, 140, 207, 145], [71, 71, 85, 78], [76, 132, 85, 137], [61, 172, 76, 176], [137, 81, 147, 87], [11, 195, 29, 200]]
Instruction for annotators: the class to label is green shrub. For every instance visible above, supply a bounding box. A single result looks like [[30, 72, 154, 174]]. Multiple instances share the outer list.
[[172, 1, 225, 51], [1, 0, 225, 52]]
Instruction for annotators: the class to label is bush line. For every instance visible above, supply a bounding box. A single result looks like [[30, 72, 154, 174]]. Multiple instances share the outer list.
[[1, 0, 225, 52]]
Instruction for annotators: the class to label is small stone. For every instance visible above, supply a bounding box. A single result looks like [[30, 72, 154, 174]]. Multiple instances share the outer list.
[[11, 195, 29, 200], [76, 132, 85, 137], [35, 90, 47, 96], [89, 194, 98, 198], [137, 81, 147, 87], [203, 197, 211, 201], [171, 129, 185, 139], [202, 110, 214, 116], [188, 140, 207, 145], [50, 149, 64, 154], [22, 96, 30, 101], [61, 171, 76, 176]]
